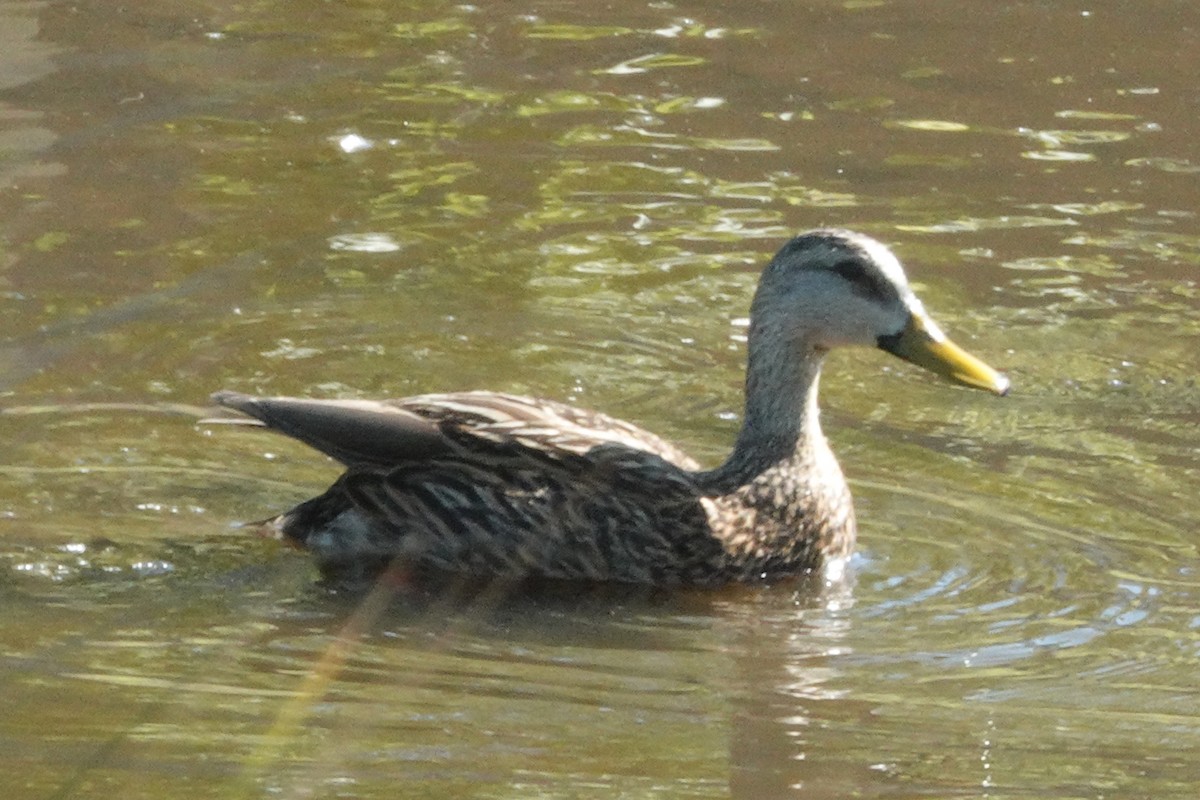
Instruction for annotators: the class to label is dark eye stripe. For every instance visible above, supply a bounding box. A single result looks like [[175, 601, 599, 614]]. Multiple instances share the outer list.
[[830, 258, 890, 301]]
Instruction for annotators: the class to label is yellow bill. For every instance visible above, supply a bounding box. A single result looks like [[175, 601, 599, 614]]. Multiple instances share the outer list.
[[878, 311, 1009, 395]]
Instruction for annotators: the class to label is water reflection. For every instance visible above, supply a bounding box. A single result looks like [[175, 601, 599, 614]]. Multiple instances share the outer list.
[[5, 465, 1200, 797]]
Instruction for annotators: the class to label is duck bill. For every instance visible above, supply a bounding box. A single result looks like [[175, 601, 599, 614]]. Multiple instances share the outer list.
[[878, 312, 1009, 395]]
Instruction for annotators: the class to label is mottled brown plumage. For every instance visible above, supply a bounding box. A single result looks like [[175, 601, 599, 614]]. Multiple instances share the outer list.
[[211, 229, 1008, 587]]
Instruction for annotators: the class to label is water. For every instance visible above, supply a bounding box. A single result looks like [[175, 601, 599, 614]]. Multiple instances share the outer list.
[[2, 0, 1199, 797]]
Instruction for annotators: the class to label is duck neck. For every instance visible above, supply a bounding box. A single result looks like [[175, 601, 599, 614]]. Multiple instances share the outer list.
[[697, 342, 828, 494]]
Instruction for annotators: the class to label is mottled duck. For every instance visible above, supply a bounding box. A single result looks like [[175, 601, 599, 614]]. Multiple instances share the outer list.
[[211, 229, 1008, 586]]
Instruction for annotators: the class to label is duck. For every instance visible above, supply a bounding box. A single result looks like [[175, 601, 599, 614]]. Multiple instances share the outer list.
[[210, 229, 1008, 587]]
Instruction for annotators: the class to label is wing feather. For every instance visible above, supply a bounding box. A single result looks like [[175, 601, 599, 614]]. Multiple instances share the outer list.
[[211, 389, 701, 471]]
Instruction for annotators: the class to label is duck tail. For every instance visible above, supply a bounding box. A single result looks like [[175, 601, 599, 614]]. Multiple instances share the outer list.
[[238, 514, 305, 549]]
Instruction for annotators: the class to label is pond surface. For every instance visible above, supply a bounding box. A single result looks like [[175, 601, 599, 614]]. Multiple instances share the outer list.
[[2, 1, 1199, 797]]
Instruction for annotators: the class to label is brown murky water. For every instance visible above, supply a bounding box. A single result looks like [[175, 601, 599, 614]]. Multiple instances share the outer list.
[[2, 1, 1199, 797]]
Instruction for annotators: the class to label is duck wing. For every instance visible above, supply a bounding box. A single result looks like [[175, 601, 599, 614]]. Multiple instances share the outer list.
[[212, 390, 721, 583], [209, 390, 701, 471], [210, 390, 451, 468]]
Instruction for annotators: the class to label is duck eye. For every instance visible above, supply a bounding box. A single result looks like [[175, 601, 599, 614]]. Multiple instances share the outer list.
[[830, 258, 884, 300]]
